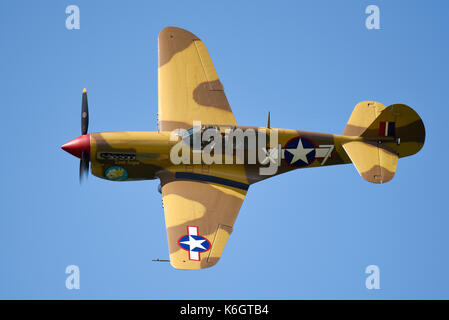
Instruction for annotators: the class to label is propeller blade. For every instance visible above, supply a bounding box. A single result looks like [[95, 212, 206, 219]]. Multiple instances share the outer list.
[[79, 151, 89, 183], [81, 88, 89, 135], [267, 111, 271, 128]]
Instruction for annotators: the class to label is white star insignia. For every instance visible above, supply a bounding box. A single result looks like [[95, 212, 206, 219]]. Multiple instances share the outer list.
[[180, 236, 207, 251], [286, 139, 314, 164]]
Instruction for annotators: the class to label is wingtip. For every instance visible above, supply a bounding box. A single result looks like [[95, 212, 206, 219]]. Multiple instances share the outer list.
[[158, 27, 201, 67], [159, 26, 200, 41]]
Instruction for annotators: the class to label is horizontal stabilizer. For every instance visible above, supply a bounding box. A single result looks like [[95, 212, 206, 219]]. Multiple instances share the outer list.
[[343, 141, 398, 184]]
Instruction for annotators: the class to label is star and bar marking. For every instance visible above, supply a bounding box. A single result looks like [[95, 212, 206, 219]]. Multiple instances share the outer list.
[[178, 226, 211, 261], [261, 136, 334, 167]]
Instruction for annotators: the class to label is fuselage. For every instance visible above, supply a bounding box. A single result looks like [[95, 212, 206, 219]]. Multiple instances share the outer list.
[[77, 127, 356, 185]]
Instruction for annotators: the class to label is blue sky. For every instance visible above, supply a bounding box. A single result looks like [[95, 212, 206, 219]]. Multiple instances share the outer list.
[[1, 0, 448, 299]]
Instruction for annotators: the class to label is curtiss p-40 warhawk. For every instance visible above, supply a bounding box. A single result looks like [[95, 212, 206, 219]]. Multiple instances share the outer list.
[[62, 27, 425, 270]]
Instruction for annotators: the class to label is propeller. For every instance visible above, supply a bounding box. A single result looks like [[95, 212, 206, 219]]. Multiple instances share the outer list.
[[61, 88, 92, 184], [79, 88, 89, 183]]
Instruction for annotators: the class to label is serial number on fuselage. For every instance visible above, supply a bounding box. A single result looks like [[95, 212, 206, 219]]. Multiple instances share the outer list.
[[99, 152, 137, 161]]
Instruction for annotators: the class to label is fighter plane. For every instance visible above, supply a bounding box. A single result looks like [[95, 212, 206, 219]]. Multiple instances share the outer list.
[[61, 27, 425, 270]]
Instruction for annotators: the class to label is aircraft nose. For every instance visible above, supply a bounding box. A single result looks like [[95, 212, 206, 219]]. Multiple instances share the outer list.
[[61, 134, 90, 159]]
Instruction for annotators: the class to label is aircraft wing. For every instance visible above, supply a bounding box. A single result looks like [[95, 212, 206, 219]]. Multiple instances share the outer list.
[[158, 27, 237, 131], [158, 172, 248, 269]]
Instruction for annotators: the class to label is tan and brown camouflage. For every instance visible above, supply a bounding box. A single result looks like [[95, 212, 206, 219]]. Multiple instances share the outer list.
[[63, 27, 425, 270]]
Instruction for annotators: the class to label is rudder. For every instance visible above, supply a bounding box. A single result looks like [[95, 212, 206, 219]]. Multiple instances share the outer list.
[[357, 103, 425, 158]]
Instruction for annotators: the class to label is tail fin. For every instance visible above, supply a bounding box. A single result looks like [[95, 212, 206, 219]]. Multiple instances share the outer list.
[[342, 101, 425, 184]]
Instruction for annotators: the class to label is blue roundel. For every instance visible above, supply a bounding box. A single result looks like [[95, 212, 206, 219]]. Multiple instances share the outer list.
[[283, 137, 316, 167], [178, 235, 211, 252]]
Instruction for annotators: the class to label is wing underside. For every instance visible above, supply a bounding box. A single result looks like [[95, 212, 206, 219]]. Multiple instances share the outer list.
[[158, 27, 237, 131], [157, 27, 244, 269], [159, 172, 247, 269]]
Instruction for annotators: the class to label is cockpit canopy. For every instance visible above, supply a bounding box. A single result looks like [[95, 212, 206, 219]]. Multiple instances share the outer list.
[[181, 125, 232, 149]]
